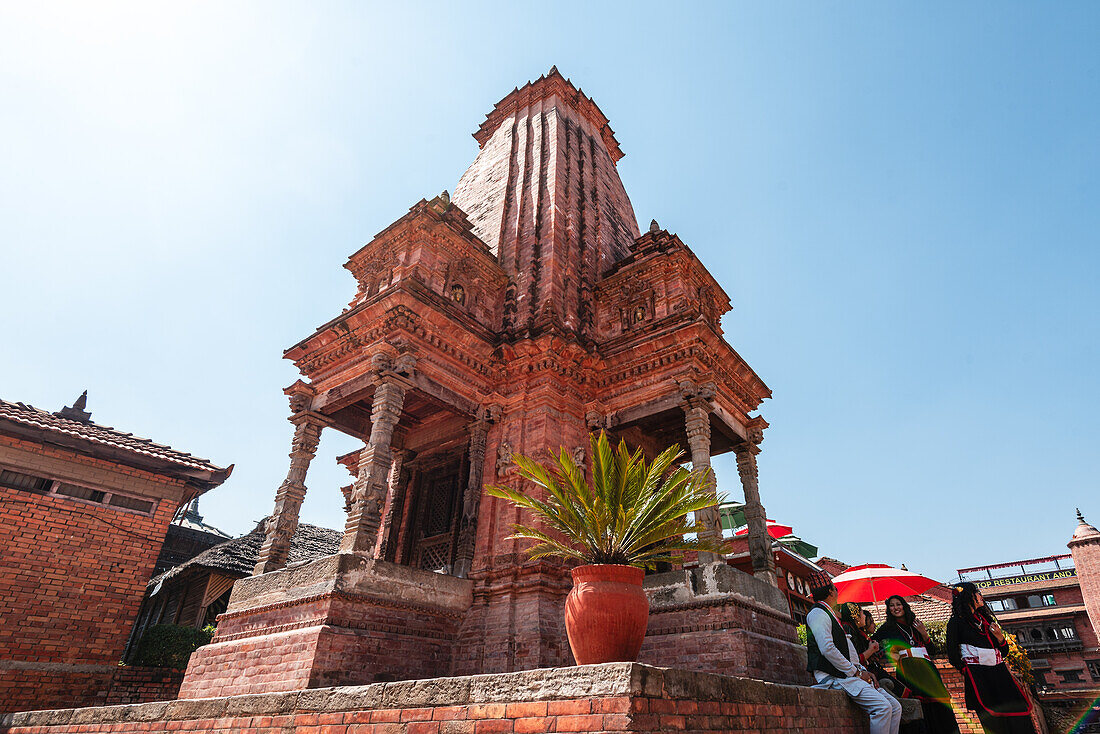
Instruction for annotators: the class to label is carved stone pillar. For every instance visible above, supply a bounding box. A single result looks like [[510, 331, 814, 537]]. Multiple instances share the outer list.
[[736, 421, 776, 585], [679, 380, 723, 564], [454, 405, 499, 578], [340, 353, 413, 554], [254, 384, 326, 575], [376, 448, 411, 561]]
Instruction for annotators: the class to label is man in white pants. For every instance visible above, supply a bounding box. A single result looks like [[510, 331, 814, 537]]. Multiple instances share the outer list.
[[805, 571, 902, 734]]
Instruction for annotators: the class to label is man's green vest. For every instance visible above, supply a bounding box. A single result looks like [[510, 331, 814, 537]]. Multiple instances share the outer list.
[[806, 602, 853, 678]]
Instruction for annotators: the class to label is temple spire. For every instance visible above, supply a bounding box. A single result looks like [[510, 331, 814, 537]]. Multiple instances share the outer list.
[[452, 71, 640, 337]]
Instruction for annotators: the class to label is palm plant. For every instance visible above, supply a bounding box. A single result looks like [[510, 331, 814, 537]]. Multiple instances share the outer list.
[[486, 431, 728, 569]]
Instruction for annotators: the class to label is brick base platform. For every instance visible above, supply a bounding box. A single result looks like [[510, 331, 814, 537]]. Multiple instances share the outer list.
[[1, 662, 869, 734], [179, 554, 472, 698], [641, 563, 810, 685]]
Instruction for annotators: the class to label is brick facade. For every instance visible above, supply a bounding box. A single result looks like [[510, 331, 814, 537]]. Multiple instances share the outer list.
[[1, 662, 870, 734], [104, 668, 185, 706], [0, 400, 229, 713]]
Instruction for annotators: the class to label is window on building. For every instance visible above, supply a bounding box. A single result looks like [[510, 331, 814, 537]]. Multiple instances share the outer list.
[[1087, 661, 1100, 682], [988, 598, 1018, 612], [108, 494, 155, 513], [1028, 594, 1056, 608], [55, 483, 107, 503], [1031, 629, 1044, 642], [0, 468, 52, 494], [1060, 626, 1078, 640], [1056, 669, 1084, 684]]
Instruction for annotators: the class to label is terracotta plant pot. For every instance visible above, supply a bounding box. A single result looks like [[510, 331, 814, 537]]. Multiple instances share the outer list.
[[565, 564, 649, 665]]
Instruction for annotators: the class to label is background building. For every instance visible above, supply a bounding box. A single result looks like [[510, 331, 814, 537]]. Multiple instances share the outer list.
[[0, 394, 230, 713], [957, 553, 1097, 692]]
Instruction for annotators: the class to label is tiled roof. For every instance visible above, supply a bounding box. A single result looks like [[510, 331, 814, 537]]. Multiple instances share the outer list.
[[149, 520, 341, 587], [865, 594, 953, 625], [0, 398, 227, 474], [996, 604, 1087, 622]]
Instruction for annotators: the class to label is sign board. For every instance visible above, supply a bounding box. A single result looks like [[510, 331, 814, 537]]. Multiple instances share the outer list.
[[975, 569, 1077, 589]]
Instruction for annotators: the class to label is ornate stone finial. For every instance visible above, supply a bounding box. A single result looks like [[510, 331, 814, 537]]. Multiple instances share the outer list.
[[649, 219, 660, 233], [440, 190, 450, 205], [57, 390, 92, 423], [1078, 508, 1086, 522], [548, 65, 559, 77]]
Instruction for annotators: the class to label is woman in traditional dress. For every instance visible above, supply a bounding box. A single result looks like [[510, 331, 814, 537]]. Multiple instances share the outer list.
[[840, 603, 891, 681], [841, 605, 928, 733], [874, 595, 960, 734], [946, 582, 1035, 734]]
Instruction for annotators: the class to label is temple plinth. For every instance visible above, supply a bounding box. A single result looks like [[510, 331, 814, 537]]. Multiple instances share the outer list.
[[180, 68, 798, 697]]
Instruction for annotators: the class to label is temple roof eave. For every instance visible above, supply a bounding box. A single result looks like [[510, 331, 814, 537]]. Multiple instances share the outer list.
[[597, 318, 771, 407], [343, 195, 497, 270]]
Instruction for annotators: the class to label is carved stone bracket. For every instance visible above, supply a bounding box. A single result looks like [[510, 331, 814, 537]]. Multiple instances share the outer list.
[[585, 410, 608, 433]]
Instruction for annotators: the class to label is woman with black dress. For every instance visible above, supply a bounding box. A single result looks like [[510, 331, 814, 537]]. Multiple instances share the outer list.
[[840, 603, 890, 681], [946, 582, 1035, 734], [874, 595, 959, 734]]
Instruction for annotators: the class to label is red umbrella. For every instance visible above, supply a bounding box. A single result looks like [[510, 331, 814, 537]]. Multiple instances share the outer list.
[[832, 563, 940, 604], [733, 519, 794, 539]]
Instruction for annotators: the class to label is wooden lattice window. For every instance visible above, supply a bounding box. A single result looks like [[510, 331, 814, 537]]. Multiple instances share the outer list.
[[0, 468, 52, 494], [424, 474, 459, 537]]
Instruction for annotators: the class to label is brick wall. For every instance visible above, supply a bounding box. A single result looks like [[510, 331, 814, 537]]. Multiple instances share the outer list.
[[104, 668, 184, 706], [0, 435, 185, 713], [1, 662, 870, 734], [640, 598, 811, 685], [179, 591, 465, 698], [1070, 531, 1100, 659]]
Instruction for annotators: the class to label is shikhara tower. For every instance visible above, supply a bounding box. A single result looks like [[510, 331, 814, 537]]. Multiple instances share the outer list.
[[180, 68, 803, 696]]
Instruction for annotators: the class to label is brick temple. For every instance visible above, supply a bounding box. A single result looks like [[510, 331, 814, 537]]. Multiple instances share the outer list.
[[178, 67, 803, 698]]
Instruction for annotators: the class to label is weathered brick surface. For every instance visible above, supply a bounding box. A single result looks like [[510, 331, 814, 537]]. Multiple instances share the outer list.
[[179, 590, 465, 698], [1, 663, 870, 734], [0, 435, 188, 713], [105, 668, 185, 706], [639, 599, 811, 686]]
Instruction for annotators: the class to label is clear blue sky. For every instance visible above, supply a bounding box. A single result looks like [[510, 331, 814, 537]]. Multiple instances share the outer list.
[[2, 2, 1097, 582]]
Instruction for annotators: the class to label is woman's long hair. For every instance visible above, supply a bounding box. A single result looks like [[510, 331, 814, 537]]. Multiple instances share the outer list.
[[839, 602, 865, 633], [951, 581, 981, 621], [884, 594, 916, 627]]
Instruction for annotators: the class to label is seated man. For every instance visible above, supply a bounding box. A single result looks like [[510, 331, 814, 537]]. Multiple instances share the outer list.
[[806, 571, 902, 734]]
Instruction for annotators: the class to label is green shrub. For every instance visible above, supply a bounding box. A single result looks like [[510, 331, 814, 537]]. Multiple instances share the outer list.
[[797, 624, 807, 646], [132, 624, 213, 669]]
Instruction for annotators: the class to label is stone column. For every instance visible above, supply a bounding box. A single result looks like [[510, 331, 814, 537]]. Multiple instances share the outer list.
[[254, 385, 326, 575], [376, 448, 410, 562], [340, 353, 414, 554], [679, 380, 723, 564], [454, 405, 500, 578], [735, 420, 777, 585]]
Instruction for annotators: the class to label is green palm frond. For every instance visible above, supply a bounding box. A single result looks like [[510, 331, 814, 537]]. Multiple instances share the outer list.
[[486, 430, 728, 569]]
